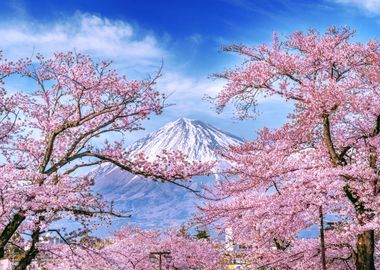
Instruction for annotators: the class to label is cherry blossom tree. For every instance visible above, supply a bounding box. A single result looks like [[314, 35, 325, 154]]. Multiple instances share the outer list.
[[201, 27, 380, 269], [42, 226, 222, 270], [0, 51, 213, 269], [0, 51, 28, 143]]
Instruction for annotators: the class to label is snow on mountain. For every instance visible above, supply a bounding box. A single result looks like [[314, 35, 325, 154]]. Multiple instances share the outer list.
[[126, 118, 242, 162], [92, 118, 243, 231]]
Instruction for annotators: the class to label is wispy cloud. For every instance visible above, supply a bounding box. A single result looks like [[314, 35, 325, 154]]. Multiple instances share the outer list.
[[0, 12, 166, 69], [333, 0, 380, 14], [159, 72, 222, 98], [157, 72, 223, 116], [0, 11, 224, 117], [157, 71, 284, 119], [0, 10, 281, 130]]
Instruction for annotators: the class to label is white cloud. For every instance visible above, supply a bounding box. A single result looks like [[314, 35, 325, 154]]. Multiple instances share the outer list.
[[0, 12, 165, 68], [0, 12, 223, 116], [159, 72, 222, 98], [156, 71, 283, 118], [156, 72, 224, 116], [0, 12, 261, 122], [334, 0, 380, 14], [0, 12, 221, 102]]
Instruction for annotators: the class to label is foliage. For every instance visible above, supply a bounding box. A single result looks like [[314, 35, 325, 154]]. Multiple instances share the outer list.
[[0, 51, 213, 269], [201, 27, 380, 269], [43, 226, 222, 270]]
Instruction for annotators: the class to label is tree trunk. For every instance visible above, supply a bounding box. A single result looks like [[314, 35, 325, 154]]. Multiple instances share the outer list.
[[319, 206, 327, 270], [0, 212, 25, 258], [14, 229, 40, 270], [355, 230, 375, 270], [14, 248, 38, 270]]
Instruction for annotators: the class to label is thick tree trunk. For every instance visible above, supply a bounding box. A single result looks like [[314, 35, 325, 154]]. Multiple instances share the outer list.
[[355, 230, 375, 270], [14, 229, 40, 270], [14, 248, 38, 270], [0, 212, 25, 258]]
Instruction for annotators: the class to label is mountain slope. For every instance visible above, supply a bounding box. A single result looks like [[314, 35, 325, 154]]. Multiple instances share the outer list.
[[126, 118, 242, 162], [93, 118, 242, 229]]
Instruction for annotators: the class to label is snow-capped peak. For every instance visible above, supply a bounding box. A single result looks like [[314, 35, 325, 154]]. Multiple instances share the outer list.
[[126, 118, 243, 162], [91, 118, 243, 230]]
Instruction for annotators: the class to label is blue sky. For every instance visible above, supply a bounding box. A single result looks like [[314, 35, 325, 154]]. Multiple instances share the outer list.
[[1, 0, 380, 141]]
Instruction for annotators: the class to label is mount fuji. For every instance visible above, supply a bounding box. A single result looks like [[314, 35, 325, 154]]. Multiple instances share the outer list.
[[92, 118, 243, 230], [126, 118, 242, 162]]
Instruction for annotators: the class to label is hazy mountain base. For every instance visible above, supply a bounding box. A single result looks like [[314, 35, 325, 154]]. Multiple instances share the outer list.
[[93, 164, 219, 232], [55, 118, 242, 235]]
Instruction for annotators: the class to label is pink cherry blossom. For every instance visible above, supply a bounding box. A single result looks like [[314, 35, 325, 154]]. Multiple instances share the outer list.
[[41, 226, 222, 270], [0, 51, 213, 269], [201, 27, 380, 270]]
